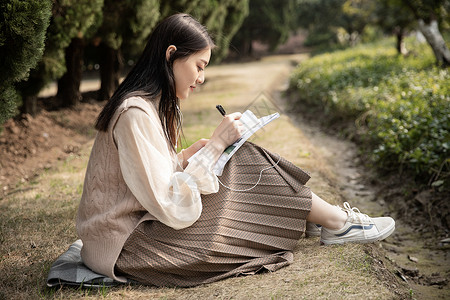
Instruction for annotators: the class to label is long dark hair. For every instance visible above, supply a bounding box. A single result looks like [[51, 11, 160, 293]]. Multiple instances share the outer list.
[[95, 13, 215, 150]]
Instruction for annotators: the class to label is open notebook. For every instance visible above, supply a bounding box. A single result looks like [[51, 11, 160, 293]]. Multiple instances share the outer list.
[[188, 110, 279, 176]]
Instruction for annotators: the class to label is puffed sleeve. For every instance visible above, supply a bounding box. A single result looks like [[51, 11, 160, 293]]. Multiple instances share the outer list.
[[113, 107, 218, 230]]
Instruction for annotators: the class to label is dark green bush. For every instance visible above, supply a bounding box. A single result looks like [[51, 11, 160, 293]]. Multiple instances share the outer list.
[[289, 37, 449, 188]]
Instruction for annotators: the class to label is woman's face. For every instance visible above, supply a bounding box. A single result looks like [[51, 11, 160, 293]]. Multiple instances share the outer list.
[[172, 48, 211, 100]]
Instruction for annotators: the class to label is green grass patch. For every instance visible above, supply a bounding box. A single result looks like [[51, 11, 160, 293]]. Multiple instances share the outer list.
[[288, 37, 449, 188]]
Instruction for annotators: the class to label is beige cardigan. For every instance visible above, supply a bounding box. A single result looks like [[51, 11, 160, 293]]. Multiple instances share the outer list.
[[76, 97, 219, 282]]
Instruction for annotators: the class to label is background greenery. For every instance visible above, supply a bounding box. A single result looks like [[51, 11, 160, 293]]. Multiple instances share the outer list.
[[288, 37, 449, 189], [1, 0, 448, 123], [0, 0, 448, 194], [0, 2, 449, 296]]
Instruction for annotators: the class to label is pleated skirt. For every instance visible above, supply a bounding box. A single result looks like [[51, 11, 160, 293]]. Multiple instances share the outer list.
[[115, 142, 312, 287]]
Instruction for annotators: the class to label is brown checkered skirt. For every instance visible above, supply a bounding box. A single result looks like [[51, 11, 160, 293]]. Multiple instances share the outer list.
[[115, 142, 312, 287]]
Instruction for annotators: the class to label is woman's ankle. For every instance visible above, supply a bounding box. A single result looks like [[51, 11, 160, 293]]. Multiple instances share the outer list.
[[323, 209, 348, 230]]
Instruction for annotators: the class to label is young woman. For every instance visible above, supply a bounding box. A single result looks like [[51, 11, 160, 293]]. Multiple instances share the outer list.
[[76, 13, 395, 287]]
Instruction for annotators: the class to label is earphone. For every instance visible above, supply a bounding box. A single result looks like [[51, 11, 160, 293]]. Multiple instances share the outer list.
[[217, 150, 282, 192]]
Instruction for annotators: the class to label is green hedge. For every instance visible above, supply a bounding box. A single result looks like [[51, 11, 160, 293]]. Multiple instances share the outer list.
[[289, 38, 449, 188]]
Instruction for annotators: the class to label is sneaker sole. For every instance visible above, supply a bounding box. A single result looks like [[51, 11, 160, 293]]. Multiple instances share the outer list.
[[320, 222, 395, 245], [305, 231, 322, 238]]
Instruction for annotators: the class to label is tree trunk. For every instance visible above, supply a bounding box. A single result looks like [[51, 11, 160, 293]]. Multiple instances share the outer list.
[[21, 95, 38, 116], [98, 43, 123, 101], [56, 37, 85, 107], [243, 30, 253, 57], [395, 27, 408, 56], [247, 39, 253, 57], [418, 19, 450, 67]]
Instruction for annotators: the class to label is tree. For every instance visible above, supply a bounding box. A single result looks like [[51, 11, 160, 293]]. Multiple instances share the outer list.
[[160, 0, 249, 62], [3, 0, 250, 117], [295, 0, 379, 48], [95, 0, 247, 101], [230, 0, 295, 56], [196, 0, 250, 62], [18, 0, 104, 115], [340, 0, 377, 46], [295, 0, 346, 47], [56, 0, 103, 107], [96, 0, 160, 101], [0, 0, 51, 124], [402, 0, 450, 66], [374, 0, 416, 55]]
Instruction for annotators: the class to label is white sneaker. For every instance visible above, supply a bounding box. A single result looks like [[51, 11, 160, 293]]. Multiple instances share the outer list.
[[305, 222, 322, 237], [320, 202, 395, 245]]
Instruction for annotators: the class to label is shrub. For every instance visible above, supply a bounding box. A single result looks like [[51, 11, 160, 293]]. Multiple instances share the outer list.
[[289, 37, 449, 188]]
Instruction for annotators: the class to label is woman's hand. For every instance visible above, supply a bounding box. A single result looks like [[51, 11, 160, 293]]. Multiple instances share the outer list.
[[209, 112, 243, 152], [180, 112, 243, 169], [182, 139, 208, 160]]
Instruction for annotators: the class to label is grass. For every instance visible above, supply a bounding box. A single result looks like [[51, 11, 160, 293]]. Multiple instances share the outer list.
[[0, 55, 409, 299]]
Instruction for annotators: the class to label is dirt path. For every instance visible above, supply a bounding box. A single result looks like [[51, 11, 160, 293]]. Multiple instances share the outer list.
[[2, 53, 446, 299], [265, 54, 449, 299], [185, 53, 449, 299], [291, 113, 450, 299]]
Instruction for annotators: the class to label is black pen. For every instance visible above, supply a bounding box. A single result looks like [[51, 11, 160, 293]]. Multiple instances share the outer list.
[[216, 104, 226, 116]]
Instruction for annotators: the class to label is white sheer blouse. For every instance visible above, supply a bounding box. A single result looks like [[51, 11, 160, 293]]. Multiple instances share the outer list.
[[113, 102, 219, 230]]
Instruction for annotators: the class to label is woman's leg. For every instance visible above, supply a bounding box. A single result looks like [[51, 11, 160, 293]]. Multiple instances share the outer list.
[[307, 191, 396, 245], [306, 192, 347, 230]]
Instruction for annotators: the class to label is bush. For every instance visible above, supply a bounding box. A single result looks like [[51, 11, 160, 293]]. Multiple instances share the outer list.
[[0, 0, 52, 123], [289, 37, 449, 188]]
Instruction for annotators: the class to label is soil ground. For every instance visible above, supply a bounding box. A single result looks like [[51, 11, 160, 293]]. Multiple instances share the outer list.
[[0, 52, 448, 299]]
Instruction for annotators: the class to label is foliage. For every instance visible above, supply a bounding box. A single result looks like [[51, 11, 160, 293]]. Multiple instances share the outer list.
[[0, 0, 52, 123], [94, 0, 160, 100], [296, 0, 344, 47], [162, 0, 249, 62], [36, 0, 103, 90], [296, 0, 449, 65], [401, 0, 449, 23], [374, 0, 416, 34], [289, 37, 449, 187], [1, 0, 249, 120], [379, 0, 450, 66], [93, 0, 247, 100], [200, 0, 249, 62], [296, 0, 378, 47], [339, 0, 377, 44], [17, 0, 104, 113], [230, 0, 294, 55], [98, 0, 159, 53]]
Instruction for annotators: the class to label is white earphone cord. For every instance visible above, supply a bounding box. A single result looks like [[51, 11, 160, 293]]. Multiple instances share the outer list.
[[217, 151, 282, 192]]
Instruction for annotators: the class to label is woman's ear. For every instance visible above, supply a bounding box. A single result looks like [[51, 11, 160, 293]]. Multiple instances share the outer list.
[[166, 45, 177, 61]]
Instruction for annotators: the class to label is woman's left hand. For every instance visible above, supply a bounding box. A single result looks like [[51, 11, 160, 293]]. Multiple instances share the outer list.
[[179, 139, 209, 168]]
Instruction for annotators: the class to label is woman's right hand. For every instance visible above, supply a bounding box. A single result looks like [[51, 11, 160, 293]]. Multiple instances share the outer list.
[[209, 112, 243, 152]]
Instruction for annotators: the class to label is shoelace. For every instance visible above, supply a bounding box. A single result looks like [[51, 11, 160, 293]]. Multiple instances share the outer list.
[[342, 202, 371, 239]]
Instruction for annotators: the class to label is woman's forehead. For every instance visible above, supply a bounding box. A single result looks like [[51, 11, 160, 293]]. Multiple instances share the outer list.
[[193, 48, 211, 64]]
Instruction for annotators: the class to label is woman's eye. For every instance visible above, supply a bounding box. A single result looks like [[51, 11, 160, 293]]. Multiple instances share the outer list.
[[197, 66, 204, 72]]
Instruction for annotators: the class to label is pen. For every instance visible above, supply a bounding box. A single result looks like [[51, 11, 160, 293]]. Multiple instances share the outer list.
[[216, 104, 226, 116]]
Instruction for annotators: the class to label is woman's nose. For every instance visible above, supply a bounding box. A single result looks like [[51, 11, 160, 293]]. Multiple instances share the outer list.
[[196, 73, 205, 84]]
